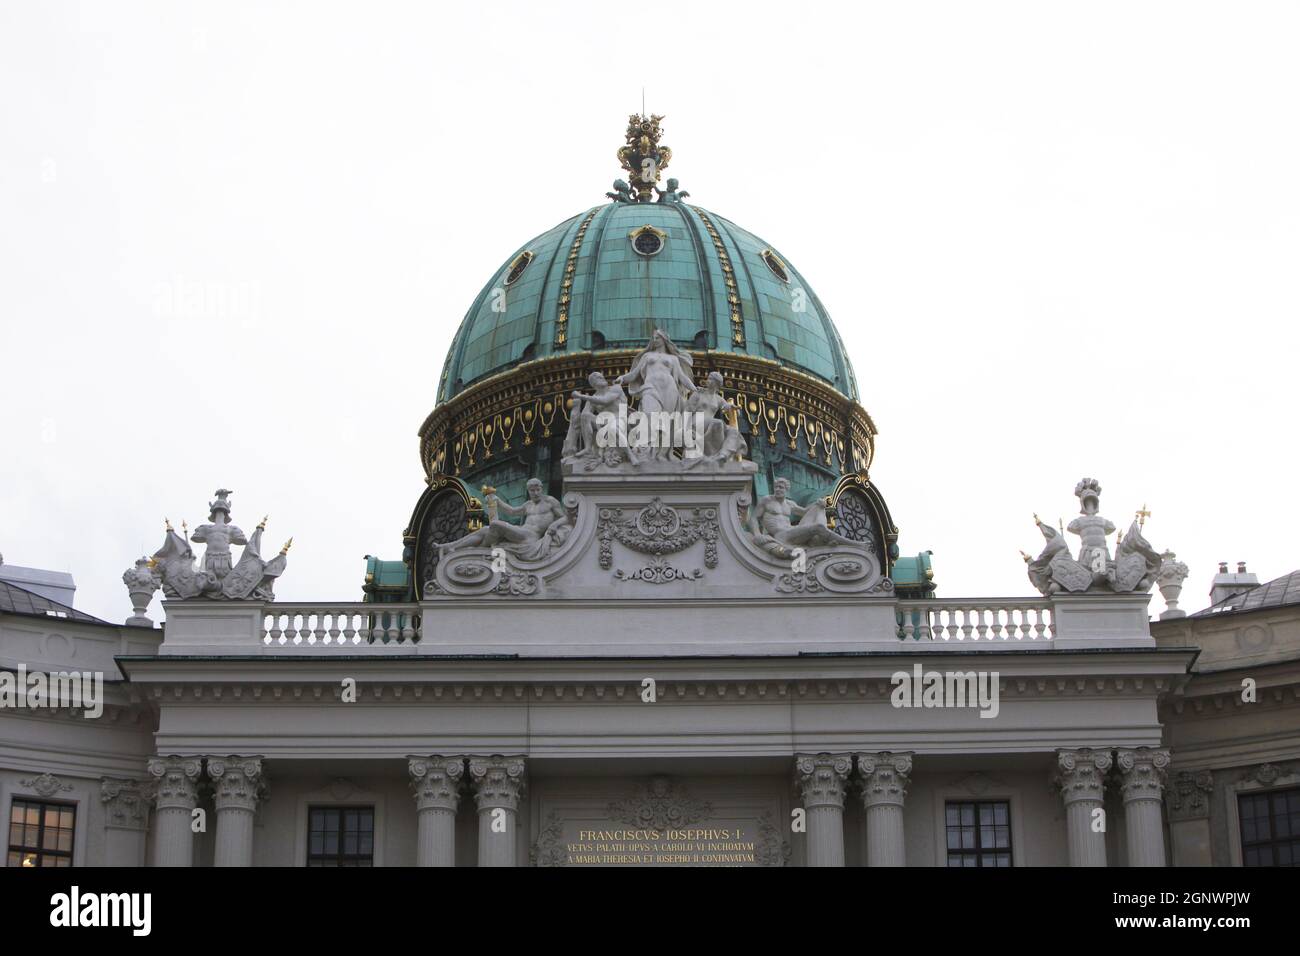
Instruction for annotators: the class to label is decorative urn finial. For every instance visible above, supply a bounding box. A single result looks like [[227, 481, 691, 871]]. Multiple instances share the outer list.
[[1157, 550, 1191, 619], [122, 557, 160, 627]]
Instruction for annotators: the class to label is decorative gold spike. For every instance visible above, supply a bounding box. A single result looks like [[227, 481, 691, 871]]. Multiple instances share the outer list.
[[1136, 503, 1151, 528], [164, 518, 173, 531], [280, 538, 293, 554], [258, 515, 268, 530], [1019, 550, 1031, 562]]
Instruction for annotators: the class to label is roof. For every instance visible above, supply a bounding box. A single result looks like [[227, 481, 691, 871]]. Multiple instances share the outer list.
[[0, 579, 111, 625], [1194, 569, 1300, 617], [436, 201, 859, 404]]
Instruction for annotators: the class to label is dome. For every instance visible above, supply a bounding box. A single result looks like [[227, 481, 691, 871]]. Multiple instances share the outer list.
[[436, 201, 859, 404], [397, 116, 910, 602]]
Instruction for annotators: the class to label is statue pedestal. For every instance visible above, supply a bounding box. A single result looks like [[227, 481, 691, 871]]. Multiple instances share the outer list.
[[1051, 592, 1155, 649], [423, 469, 897, 656]]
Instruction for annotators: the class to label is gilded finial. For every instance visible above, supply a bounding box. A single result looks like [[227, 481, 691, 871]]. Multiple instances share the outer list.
[[1136, 503, 1151, 528], [164, 518, 173, 532], [1019, 550, 1031, 562], [616, 113, 672, 203], [258, 514, 268, 530], [280, 537, 293, 555]]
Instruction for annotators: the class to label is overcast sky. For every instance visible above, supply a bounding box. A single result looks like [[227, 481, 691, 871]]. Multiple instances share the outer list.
[[1, 1, 1297, 623]]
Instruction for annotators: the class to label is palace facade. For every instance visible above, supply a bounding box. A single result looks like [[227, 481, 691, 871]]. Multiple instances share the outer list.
[[2, 118, 1297, 867]]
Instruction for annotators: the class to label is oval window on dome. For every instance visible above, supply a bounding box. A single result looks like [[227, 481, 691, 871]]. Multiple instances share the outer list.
[[629, 225, 666, 257], [504, 250, 534, 286], [761, 248, 790, 283]]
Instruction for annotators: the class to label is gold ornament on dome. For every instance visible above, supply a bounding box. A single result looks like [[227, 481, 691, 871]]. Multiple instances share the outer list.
[[617, 113, 672, 203]]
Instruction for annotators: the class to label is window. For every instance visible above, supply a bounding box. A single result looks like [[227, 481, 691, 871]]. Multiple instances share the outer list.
[[307, 806, 374, 867], [504, 250, 534, 286], [8, 798, 75, 867], [761, 248, 790, 282], [945, 800, 1012, 867], [629, 225, 665, 257], [1239, 788, 1300, 866]]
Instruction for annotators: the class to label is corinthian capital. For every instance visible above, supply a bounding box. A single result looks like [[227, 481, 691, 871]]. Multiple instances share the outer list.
[[1116, 748, 1171, 803], [468, 756, 527, 812], [101, 777, 150, 830], [409, 756, 465, 812], [207, 756, 267, 813], [857, 752, 914, 809], [1053, 748, 1113, 805], [794, 753, 852, 809], [146, 756, 203, 811]]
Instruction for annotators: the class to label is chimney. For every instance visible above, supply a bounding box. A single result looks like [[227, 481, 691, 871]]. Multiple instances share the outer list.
[[1209, 560, 1260, 607]]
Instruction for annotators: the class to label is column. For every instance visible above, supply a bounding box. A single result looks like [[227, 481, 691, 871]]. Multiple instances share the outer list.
[[857, 752, 913, 867], [1117, 747, 1170, 867], [1165, 769, 1215, 866], [147, 756, 202, 867], [468, 756, 526, 867], [793, 753, 851, 867], [1053, 748, 1112, 867], [409, 756, 464, 867], [207, 756, 266, 868], [101, 777, 150, 867]]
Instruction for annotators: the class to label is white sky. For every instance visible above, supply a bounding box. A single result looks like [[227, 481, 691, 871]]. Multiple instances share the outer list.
[[1, 1, 1297, 623]]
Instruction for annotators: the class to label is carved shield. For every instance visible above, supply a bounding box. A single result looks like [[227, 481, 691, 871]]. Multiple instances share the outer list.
[[1049, 553, 1093, 592]]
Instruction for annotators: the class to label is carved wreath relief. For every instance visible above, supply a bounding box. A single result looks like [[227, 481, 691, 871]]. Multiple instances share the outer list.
[[598, 498, 719, 581]]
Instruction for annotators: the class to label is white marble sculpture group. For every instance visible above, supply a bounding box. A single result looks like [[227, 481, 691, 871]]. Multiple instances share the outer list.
[[123, 489, 291, 623], [120, 334, 1172, 617], [1024, 478, 1162, 596], [561, 330, 755, 474]]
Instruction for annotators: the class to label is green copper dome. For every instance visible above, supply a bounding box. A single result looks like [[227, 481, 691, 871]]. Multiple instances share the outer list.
[[436, 201, 859, 404]]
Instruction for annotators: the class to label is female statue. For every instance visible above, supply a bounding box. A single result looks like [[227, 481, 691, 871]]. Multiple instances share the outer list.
[[616, 329, 697, 459]]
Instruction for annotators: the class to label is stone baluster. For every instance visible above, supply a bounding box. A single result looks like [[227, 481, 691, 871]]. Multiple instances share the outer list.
[[794, 753, 852, 867], [468, 756, 527, 867], [857, 752, 912, 866], [1053, 748, 1112, 866], [410, 756, 464, 867], [207, 756, 266, 867], [147, 756, 202, 867], [100, 777, 150, 867], [1117, 748, 1170, 867]]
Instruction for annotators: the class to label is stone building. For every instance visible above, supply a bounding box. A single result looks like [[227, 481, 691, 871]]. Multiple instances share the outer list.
[[2, 117, 1296, 867]]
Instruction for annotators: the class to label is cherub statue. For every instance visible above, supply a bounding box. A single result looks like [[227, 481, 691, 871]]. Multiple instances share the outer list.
[[655, 178, 690, 204], [606, 179, 635, 203]]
